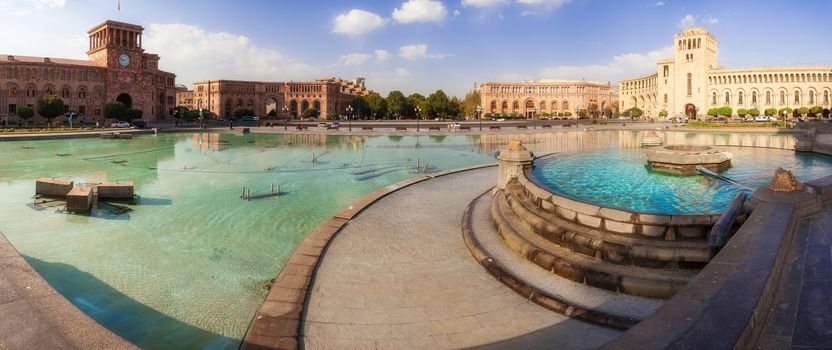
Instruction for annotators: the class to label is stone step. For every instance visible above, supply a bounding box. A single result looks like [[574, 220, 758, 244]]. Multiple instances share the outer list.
[[493, 189, 696, 299], [505, 182, 710, 268], [463, 191, 662, 330]]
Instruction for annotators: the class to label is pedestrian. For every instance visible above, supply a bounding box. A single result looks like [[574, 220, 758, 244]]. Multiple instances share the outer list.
[[96, 121, 99, 128]]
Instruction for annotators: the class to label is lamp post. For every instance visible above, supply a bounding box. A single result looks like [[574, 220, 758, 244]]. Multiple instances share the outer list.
[[282, 105, 289, 130], [530, 107, 537, 129], [476, 105, 483, 131], [346, 105, 353, 132], [415, 106, 421, 132]]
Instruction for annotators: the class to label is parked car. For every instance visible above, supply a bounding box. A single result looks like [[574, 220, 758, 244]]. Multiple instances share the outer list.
[[496, 118, 506, 122], [130, 120, 147, 129], [755, 116, 777, 122], [111, 121, 130, 128], [240, 116, 255, 122], [317, 122, 327, 128], [330, 122, 341, 128]]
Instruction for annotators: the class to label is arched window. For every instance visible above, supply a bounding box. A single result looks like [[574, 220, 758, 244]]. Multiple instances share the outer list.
[[724, 91, 730, 105], [794, 90, 800, 104], [738, 91, 744, 105], [9, 87, 17, 97], [78, 88, 86, 99], [809, 91, 815, 105], [825, 91, 830, 105], [766, 91, 771, 106], [26, 86, 35, 97], [779, 91, 786, 106], [712, 92, 717, 105], [687, 73, 692, 96], [61, 88, 71, 98], [752, 91, 757, 105]]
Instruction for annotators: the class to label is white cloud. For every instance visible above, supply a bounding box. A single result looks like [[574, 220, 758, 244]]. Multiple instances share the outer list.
[[374, 49, 393, 61], [398, 44, 448, 60], [339, 53, 371, 66], [678, 14, 696, 28], [516, 0, 570, 9], [395, 68, 412, 77], [539, 46, 673, 83], [655, 1, 664, 6], [143, 23, 321, 86], [677, 14, 718, 28], [333, 9, 386, 36], [462, 0, 509, 7], [29, 0, 64, 9], [392, 0, 447, 23], [453, 9, 461, 18]]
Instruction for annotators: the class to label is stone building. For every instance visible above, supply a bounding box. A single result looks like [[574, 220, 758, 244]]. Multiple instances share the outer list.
[[176, 77, 372, 120], [619, 27, 832, 119], [0, 20, 177, 125], [479, 80, 617, 119]]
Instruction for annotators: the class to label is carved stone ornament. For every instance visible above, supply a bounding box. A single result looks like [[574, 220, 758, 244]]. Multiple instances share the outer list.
[[766, 168, 806, 192], [506, 140, 526, 151]]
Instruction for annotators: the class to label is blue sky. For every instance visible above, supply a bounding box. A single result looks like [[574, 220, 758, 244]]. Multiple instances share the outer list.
[[1, 0, 831, 97]]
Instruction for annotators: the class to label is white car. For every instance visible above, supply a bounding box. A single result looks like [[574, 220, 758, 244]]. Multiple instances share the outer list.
[[755, 116, 777, 122], [111, 121, 130, 128], [496, 118, 506, 122]]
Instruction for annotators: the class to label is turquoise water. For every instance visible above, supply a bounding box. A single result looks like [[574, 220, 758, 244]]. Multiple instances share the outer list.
[[531, 147, 832, 214], [0, 129, 813, 348]]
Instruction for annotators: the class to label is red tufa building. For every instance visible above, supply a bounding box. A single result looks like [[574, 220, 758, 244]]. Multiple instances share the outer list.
[[0, 20, 177, 125]]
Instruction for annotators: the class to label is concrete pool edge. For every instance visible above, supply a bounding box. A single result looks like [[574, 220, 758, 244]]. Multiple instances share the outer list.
[[0, 232, 137, 349], [239, 163, 499, 350]]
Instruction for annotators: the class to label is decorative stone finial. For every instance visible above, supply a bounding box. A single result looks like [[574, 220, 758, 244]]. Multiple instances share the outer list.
[[766, 168, 806, 192], [507, 140, 526, 151]]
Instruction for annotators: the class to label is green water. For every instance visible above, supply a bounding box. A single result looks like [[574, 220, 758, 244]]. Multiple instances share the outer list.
[[0, 129, 805, 349]]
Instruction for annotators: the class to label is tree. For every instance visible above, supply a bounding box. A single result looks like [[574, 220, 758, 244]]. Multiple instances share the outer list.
[[764, 108, 778, 116], [386, 91, 409, 119], [797, 107, 810, 116], [823, 109, 831, 119], [658, 111, 668, 118], [16, 106, 34, 127], [625, 107, 643, 118], [37, 95, 65, 127], [233, 107, 254, 118], [183, 109, 201, 123], [461, 90, 481, 118], [104, 101, 127, 121], [302, 108, 320, 119], [736, 109, 748, 117], [124, 108, 143, 121], [364, 92, 388, 119], [426, 90, 450, 118], [448, 97, 462, 118], [407, 93, 427, 119], [588, 103, 599, 118], [747, 108, 760, 117], [778, 108, 793, 120], [717, 106, 732, 117], [349, 96, 371, 118]]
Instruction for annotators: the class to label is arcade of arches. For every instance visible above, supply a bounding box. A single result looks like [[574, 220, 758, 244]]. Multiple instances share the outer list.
[[479, 79, 617, 119]]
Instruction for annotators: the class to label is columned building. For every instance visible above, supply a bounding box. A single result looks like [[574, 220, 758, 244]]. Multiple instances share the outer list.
[[479, 80, 617, 118], [619, 27, 832, 119], [0, 20, 177, 124], [177, 77, 372, 120]]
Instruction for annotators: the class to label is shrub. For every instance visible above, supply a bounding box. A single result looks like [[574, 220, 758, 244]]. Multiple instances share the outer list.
[[746, 108, 760, 116], [778, 108, 793, 117], [233, 107, 254, 118], [736, 108, 748, 117], [625, 107, 642, 118], [764, 108, 778, 116], [37, 95, 65, 125], [16, 106, 34, 127], [124, 108, 143, 121], [810, 106, 823, 115], [707, 108, 718, 117], [104, 102, 127, 120], [658, 111, 668, 117], [564, 111, 573, 117], [302, 108, 320, 119], [717, 106, 733, 117]]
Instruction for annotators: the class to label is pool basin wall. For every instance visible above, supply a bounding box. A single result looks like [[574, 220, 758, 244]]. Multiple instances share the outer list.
[[519, 170, 720, 240]]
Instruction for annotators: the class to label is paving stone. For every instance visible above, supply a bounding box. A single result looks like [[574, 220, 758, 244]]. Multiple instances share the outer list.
[[793, 280, 832, 347]]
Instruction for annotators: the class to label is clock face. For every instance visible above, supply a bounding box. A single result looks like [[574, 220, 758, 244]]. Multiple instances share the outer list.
[[118, 54, 130, 67]]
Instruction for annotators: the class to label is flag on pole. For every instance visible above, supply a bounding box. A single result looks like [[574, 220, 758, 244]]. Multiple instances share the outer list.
[[117, 0, 120, 19]]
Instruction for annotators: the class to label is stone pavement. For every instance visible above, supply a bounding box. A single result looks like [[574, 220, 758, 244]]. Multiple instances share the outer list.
[[0, 232, 135, 349], [758, 202, 832, 349], [303, 168, 621, 349]]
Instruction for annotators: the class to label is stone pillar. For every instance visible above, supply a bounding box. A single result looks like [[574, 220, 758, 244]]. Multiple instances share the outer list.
[[495, 140, 534, 193]]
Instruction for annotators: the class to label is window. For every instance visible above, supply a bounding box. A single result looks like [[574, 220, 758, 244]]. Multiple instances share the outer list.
[[9, 87, 17, 97], [724, 92, 730, 105], [766, 91, 771, 106], [78, 88, 86, 99], [61, 88, 71, 99], [794, 91, 800, 104], [825, 91, 830, 105], [779, 91, 786, 105], [26, 86, 35, 97], [663, 94, 668, 104], [809, 91, 815, 105], [8, 104, 16, 115], [687, 73, 692, 96], [663, 65, 669, 77], [712, 92, 717, 105], [752, 91, 758, 105]]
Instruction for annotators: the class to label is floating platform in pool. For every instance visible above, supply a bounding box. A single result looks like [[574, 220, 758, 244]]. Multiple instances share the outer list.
[[646, 145, 733, 176], [35, 178, 74, 197], [66, 186, 94, 213]]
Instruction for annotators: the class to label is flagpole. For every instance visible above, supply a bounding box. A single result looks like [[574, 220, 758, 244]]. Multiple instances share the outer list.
[[117, 0, 120, 20]]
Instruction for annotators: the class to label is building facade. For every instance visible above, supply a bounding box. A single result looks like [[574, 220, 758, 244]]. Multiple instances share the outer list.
[[479, 79, 617, 118], [619, 27, 832, 119], [0, 20, 177, 125], [176, 77, 372, 120]]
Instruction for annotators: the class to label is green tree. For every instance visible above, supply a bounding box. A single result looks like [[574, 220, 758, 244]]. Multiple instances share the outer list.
[[810, 106, 823, 117], [16, 106, 34, 127], [448, 97, 462, 118], [461, 90, 481, 118], [364, 92, 388, 119], [747, 108, 760, 116], [426, 90, 450, 118], [233, 107, 254, 118], [302, 108, 320, 119], [625, 107, 643, 118], [386, 91, 409, 119], [407, 93, 427, 119], [778, 108, 793, 119], [717, 106, 732, 116], [124, 108, 143, 121], [183, 109, 201, 123], [37, 95, 65, 127], [104, 101, 127, 121], [658, 111, 668, 117], [349, 96, 371, 118], [764, 108, 778, 116], [797, 106, 810, 116], [736, 108, 748, 117]]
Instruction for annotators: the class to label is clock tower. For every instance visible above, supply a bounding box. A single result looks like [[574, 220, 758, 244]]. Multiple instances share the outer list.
[[85, 20, 175, 118]]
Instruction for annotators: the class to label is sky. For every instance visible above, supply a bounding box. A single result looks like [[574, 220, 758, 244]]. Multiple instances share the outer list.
[[1, 0, 831, 97]]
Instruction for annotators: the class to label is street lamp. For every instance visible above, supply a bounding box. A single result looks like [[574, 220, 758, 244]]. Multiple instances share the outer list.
[[476, 105, 483, 131], [415, 106, 421, 132], [530, 107, 537, 129], [282, 105, 290, 130], [346, 105, 353, 132]]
